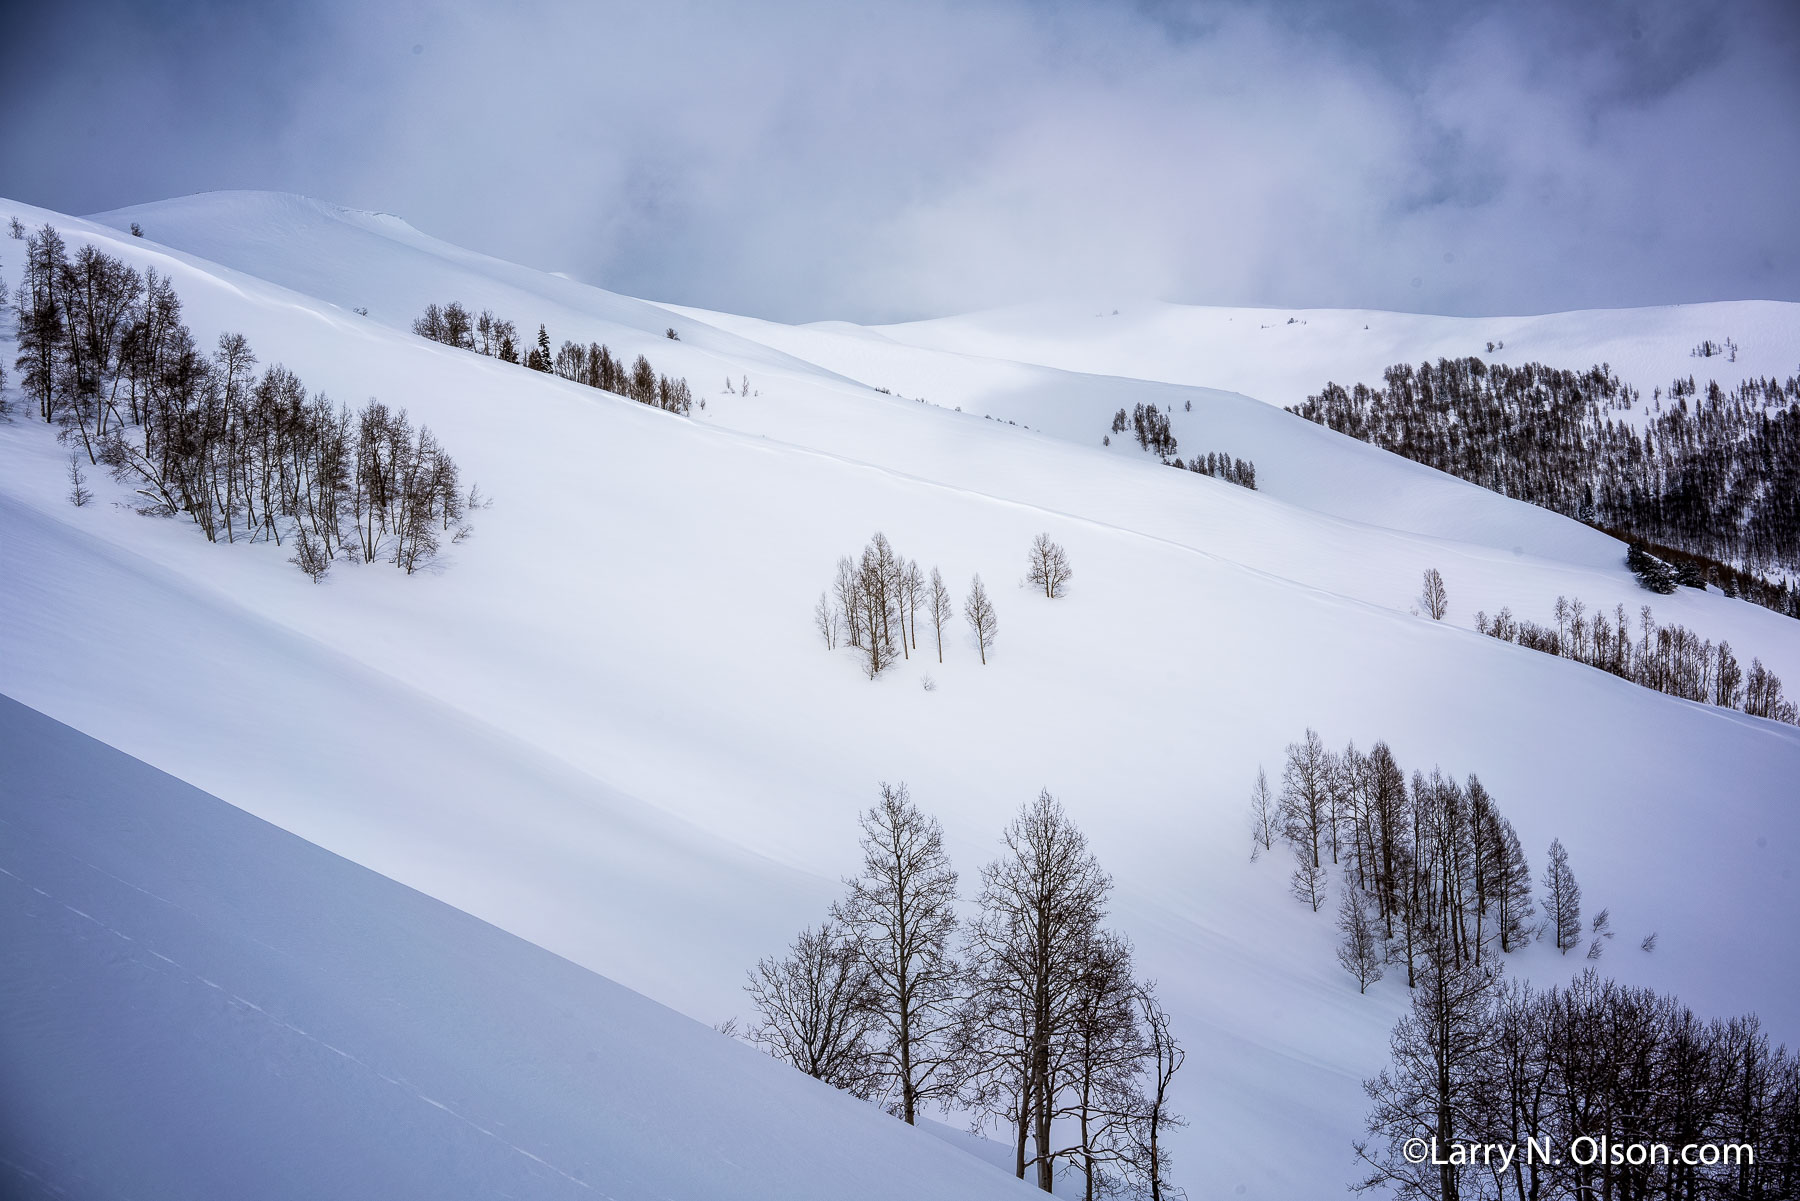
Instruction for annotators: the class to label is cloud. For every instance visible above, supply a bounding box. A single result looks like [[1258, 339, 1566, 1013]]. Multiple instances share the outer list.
[[3, 0, 1796, 322]]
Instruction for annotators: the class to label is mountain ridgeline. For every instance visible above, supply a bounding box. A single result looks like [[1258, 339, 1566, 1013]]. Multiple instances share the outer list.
[[1287, 358, 1800, 617]]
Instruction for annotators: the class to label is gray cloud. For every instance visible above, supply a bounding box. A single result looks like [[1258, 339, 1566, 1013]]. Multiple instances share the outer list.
[[4, 0, 1796, 322]]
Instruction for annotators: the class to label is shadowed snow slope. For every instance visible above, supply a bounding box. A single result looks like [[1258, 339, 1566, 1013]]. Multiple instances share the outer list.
[[0, 191, 1794, 1196], [0, 695, 1033, 1201]]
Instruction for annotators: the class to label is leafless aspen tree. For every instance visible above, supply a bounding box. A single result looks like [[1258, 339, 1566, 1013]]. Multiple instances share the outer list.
[[928, 567, 953, 663], [1336, 887, 1384, 993], [66, 453, 92, 507], [968, 791, 1112, 1190], [1543, 838, 1582, 954], [964, 574, 997, 664], [1280, 727, 1331, 868], [1026, 533, 1073, 599], [744, 921, 880, 1098], [1124, 982, 1186, 1201], [832, 783, 962, 1124], [1290, 862, 1327, 912], [1421, 568, 1448, 620], [1248, 767, 1278, 859], [901, 559, 924, 653]]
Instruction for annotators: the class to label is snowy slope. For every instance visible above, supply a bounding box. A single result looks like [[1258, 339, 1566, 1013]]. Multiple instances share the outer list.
[[2, 191, 1797, 1196], [0, 694, 1035, 1201], [868, 298, 1800, 415]]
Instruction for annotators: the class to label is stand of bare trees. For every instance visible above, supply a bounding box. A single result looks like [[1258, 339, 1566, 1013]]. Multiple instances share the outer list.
[[817, 535, 1009, 676], [1476, 597, 1797, 725], [742, 785, 1186, 1198], [12, 225, 474, 579], [823, 533, 923, 678], [1357, 942, 1800, 1201], [413, 299, 692, 414], [1254, 731, 1558, 990]]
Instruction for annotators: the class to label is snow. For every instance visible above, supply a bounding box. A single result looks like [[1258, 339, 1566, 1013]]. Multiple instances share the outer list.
[[0, 694, 1036, 1200], [1, 190, 1797, 1196], [870, 298, 1800, 416]]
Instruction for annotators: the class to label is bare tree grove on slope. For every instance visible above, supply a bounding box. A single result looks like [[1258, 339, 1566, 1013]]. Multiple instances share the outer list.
[[13, 224, 474, 578], [744, 786, 1186, 1198]]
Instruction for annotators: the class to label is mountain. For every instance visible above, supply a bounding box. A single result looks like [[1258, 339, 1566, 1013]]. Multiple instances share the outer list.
[[2, 190, 1796, 1196]]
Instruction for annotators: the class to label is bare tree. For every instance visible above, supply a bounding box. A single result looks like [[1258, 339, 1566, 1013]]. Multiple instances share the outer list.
[[814, 590, 839, 650], [1355, 933, 1499, 1201], [1248, 767, 1278, 859], [1290, 862, 1327, 912], [901, 559, 924, 653], [1493, 816, 1534, 953], [1280, 728, 1331, 868], [66, 453, 91, 507], [1066, 934, 1143, 1200], [853, 534, 900, 678], [1026, 533, 1073, 599], [1543, 838, 1582, 954], [1123, 982, 1187, 1201], [1336, 887, 1384, 994], [928, 566, 953, 663], [967, 791, 1112, 1190], [834, 556, 863, 650], [290, 528, 330, 583], [1421, 568, 1448, 620], [964, 574, 997, 665], [745, 921, 881, 1098], [832, 783, 962, 1124]]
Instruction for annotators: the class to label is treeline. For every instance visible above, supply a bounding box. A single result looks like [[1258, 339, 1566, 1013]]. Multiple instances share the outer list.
[[10, 224, 470, 578], [817, 532, 1072, 677], [1357, 954, 1799, 1201], [413, 300, 693, 414], [1287, 358, 1800, 617], [743, 785, 1185, 1198], [1476, 597, 1797, 725], [1174, 451, 1257, 490]]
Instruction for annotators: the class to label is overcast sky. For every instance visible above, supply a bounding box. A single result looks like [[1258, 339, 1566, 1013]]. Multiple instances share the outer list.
[[5, 0, 1797, 323]]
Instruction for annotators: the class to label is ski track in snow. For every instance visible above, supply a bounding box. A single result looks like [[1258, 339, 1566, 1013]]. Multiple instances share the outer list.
[[0, 854, 606, 1196]]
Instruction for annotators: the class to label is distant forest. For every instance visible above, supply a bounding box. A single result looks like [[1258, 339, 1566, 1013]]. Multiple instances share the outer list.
[[412, 300, 693, 415], [1287, 359, 1800, 617], [9, 223, 470, 579]]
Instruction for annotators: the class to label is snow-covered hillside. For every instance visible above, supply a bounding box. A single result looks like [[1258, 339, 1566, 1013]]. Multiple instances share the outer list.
[[0, 695, 1035, 1200], [874, 297, 1800, 416], [2, 191, 1797, 1196]]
